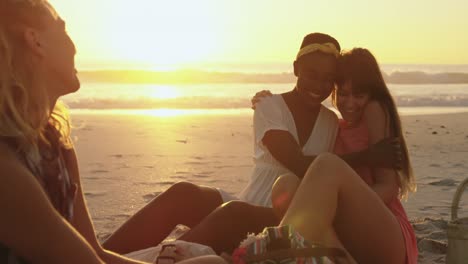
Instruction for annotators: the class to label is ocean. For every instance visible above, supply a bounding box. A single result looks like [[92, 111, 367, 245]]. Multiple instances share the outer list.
[[63, 82, 468, 116], [65, 64, 468, 116]]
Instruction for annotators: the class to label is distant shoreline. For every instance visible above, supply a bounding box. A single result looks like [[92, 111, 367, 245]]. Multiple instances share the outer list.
[[69, 107, 468, 117], [78, 69, 468, 84]]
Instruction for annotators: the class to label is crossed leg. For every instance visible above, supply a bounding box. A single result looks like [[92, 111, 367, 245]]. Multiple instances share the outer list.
[[103, 182, 224, 254], [102, 181, 279, 255], [278, 153, 406, 264], [179, 201, 279, 254]]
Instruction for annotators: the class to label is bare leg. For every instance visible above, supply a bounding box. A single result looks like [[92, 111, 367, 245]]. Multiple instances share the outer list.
[[272, 174, 355, 263], [103, 182, 223, 254], [280, 153, 406, 264], [179, 201, 280, 254]]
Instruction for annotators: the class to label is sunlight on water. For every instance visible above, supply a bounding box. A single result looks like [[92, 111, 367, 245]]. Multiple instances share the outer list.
[[65, 82, 468, 117], [148, 86, 181, 99], [64, 83, 468, 110], [71, 108, 252, 117], [331, 107, 468, 117], [71, 107, 468, 117]]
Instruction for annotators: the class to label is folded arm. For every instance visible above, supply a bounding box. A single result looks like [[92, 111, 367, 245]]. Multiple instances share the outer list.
[[253, 93, 399, 179], [364, 101, 400, 204], [262, 130, 375, 179]]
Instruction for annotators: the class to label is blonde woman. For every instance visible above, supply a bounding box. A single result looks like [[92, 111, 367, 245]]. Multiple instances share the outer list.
[[0, 0, 227, 263]]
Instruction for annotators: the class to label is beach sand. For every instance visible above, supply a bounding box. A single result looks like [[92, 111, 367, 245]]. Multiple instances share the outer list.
[[72, 111, 468, 264]]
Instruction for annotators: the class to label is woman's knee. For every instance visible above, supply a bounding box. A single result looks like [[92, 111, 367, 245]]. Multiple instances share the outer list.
[[271, 174, 300, 218], [307, 153, 348, 177], [164, 182, 208, 203], [272, 174, 300, 199], [302, 153, 354, 187], [215, 201, 277, 229], [167, 181, 201, 196], [312, 153, 343, 169], [167, 182, 222, 206], [218, 201, 255, 216]]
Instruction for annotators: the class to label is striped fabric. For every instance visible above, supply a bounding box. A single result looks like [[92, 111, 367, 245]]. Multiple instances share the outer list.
[[233, 225, 336, 264]]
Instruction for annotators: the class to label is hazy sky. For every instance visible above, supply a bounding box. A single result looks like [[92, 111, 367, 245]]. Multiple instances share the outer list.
[[49, 0, 468, 70]]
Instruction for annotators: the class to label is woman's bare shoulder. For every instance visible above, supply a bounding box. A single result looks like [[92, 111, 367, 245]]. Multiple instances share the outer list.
[[362, 100, 392, 140], [0, 141, 40, 198], [363, 100, 387, 121], [0, 141, 21, 166], [0, 141, 43, 187]]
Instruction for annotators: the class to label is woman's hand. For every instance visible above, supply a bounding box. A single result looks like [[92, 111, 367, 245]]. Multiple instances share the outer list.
[[251, 90, 273, 109]]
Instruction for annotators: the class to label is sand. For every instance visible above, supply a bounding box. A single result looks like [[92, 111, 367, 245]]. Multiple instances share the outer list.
[[72, 111, 468, 264]]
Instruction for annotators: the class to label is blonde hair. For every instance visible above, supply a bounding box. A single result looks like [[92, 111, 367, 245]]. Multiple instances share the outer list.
[[333, 48, 416, 199], [0, 0, 72, 160]]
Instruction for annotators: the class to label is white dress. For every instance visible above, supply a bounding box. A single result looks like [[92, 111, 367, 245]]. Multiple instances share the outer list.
[[237, 94, 339, 207]]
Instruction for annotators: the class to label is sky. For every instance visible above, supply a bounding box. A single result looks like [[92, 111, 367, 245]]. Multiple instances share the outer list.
[[49, 0, 468, 71]]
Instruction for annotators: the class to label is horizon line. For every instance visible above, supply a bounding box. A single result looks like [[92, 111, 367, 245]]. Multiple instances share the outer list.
[[76, 61, 468, 71]]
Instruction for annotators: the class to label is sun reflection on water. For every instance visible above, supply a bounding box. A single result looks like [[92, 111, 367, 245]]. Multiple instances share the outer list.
[[148, 86, 180, 99], [71, 108, 251, 117]]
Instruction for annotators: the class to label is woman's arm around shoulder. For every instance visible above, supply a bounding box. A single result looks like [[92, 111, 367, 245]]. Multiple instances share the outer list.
[[0, 142, 104, 264], [363, 101, 400, 204]]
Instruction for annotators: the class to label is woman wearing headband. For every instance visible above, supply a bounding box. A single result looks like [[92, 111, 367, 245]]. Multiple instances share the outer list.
[[236, 33, 342, 207], [237, 33, 400, 207], [251, 48, 418, 263], [271, 48, 417, 264]]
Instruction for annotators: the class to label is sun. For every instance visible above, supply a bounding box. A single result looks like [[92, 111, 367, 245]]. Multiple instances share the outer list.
[[100, 1, 225, 69], [148, 86, 180, 99]]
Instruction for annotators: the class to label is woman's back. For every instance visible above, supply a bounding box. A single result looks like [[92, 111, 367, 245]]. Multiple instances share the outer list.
[[0, 125, 76, 263]]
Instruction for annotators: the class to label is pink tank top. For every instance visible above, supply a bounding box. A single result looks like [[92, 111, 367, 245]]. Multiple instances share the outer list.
[[334, 119, 418, 264]]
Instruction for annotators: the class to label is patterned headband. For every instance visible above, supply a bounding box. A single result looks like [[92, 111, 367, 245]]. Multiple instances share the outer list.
[[296, 42, 340, 60]]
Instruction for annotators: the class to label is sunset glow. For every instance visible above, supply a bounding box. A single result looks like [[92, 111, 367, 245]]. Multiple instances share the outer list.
[[49, 0, 468, 71], [148, 86, 180, 99]]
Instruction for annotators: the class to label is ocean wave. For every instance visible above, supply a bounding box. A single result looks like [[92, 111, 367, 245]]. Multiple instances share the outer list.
[[63, 95, 468, 109], [64, 96, 250, 109], [394, 95, 468, 106], [78, 70, 468, 84], [384, 71, 468, 84]]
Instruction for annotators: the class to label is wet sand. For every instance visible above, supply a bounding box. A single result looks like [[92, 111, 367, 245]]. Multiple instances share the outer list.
[[72, 111, 468, 264]]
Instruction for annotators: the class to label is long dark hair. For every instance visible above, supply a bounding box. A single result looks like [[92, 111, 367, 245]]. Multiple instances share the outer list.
[[333, 48, 416, 198]]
